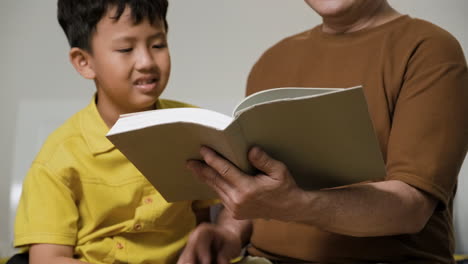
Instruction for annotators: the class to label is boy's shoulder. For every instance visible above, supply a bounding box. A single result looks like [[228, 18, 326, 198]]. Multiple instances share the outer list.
[[33, 99, 98, 165], [34, 98, 195, 165], [157, 98, 198, 109]]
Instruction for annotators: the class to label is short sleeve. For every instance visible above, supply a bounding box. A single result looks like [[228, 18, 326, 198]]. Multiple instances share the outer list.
[[14, 162, 79, 247], [246, 42, 292, 97], [386, 31, 468, 207]]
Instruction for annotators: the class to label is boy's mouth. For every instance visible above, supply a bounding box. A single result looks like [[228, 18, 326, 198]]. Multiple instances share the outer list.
[[134, 78, 157, 85], [134, 78, 159, 92]]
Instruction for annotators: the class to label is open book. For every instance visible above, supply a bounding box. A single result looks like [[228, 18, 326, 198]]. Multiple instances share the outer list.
[[107, 86, 386, 202]]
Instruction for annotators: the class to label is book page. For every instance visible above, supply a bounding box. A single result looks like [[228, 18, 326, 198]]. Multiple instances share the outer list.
[[107, 108, 233, 136], [233, 87, 344, 117], [234, 86, 386, 190]]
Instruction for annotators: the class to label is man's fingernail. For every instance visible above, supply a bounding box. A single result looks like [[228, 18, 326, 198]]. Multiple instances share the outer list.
[[200, 146, 209, 156], [251, 146, 261, 159], [186, 160, 196, 169]]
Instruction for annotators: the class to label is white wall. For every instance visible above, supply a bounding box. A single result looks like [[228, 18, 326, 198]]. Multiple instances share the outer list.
[[1, 0, 467, 257]]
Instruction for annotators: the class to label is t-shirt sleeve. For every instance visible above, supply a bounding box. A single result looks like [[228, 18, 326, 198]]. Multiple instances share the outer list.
[[385, 31, 468, 207], [246, 43, 291, 97], [14, 162, 79, 247]]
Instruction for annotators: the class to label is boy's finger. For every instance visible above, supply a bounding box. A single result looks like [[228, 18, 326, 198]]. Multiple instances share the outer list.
[[218, 246, 240, 264], [177, 244, 196, 264], [194, 242, 212, 264], [217, 253, 232, 264]]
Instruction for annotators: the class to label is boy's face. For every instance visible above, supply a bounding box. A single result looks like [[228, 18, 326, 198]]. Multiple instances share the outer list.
[[88, 6, 170, 116]]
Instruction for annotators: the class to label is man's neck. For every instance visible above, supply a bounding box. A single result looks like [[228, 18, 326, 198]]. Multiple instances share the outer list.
[[321, 1, 401, 34]]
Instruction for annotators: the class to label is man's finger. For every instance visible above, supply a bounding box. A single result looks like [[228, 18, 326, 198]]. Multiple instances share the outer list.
[[199, 146, 245, 186], [186, 160, 233, 204], [248, 146, 287, 176]]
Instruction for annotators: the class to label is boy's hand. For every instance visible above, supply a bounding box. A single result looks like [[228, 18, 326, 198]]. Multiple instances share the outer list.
[[177, 223, 242, 264], [187, 146, 306, 221]]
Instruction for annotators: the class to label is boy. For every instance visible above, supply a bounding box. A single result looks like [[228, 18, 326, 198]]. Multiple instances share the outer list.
[[12, 1, 216, 263]]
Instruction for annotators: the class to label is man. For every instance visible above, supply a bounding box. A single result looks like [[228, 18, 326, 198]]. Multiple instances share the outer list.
[[178, 0, 468, 263]]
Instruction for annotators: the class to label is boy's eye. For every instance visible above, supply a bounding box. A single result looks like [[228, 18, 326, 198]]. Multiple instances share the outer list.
[[117, 48, 133, 53], [152, 44, 167, 49]]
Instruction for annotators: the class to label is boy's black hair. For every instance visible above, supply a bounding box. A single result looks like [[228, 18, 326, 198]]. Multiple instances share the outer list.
[[57, 0, 168, 52]]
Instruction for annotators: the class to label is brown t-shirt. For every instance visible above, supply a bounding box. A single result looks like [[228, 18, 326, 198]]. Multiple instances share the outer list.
[[246, 15, 468, 264]]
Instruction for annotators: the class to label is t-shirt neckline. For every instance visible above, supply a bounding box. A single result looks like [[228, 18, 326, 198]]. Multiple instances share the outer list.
[[313, 15, 411, 41]]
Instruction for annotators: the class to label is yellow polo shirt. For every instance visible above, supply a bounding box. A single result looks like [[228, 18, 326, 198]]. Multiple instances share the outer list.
[[14, 98, 217, 264]]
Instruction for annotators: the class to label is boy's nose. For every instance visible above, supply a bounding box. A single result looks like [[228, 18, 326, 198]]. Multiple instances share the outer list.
[[135, 49, 156, 71]]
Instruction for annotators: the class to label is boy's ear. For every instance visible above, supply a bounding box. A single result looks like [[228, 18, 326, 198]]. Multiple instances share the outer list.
[[69, 47, 96, 80]]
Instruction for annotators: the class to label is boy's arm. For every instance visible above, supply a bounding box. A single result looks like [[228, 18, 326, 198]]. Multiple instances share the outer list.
[[216, 206, 252, 247], [30, 244, 90, 264], [178, 206, 252, 264]]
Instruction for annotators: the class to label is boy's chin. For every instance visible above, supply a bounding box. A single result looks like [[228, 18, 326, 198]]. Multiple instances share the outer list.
[[135, 94, 161, 110], [135, 101, 157, 112]]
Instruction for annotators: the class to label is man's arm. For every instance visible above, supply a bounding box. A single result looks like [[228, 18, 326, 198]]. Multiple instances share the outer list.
[[187, 146, 437, 237], [291, 179, 437, 237], [30, 244, 89, 264]]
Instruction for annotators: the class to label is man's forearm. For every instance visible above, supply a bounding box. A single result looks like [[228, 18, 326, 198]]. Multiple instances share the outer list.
[[216, 206, 252, 246], [285, 180, 437, 237]]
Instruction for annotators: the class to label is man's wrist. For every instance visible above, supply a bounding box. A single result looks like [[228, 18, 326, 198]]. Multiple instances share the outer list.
[[279, 188, 318, 223]]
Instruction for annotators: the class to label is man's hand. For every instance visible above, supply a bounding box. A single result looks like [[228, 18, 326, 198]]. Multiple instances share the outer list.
[[186, 146, 305, 221], [187, 146, 438, 237], [177, 223, 243, 264]]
